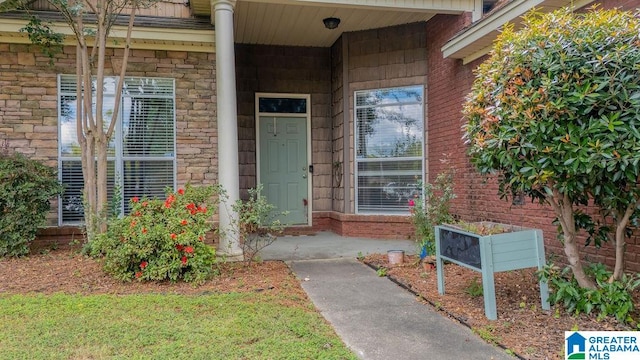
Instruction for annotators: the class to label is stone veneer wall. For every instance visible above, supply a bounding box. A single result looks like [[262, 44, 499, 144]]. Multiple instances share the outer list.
[[0, 43, 218, 226], [235, 44, 333, 211]]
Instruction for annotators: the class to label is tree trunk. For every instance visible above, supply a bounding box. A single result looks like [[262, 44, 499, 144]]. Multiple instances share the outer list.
[[81, 134, 97, 240], [547, 188, 596, 289], [96, 135, 109, 234], [76, 43, 97, 241], [563, 229, 596, 289], [610, 226, 626, 282], [31, 0, 141, 240], [610, 203, 634, 282]]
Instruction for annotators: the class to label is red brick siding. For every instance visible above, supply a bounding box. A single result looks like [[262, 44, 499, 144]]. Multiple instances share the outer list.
[[425, 0, 640, 272], [599, 0, 638, 9], [311, 212, 413, 240]]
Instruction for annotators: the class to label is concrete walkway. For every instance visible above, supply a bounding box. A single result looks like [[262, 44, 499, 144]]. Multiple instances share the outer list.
[[260, 232, 513, 360], [260, 232, 416, 261]]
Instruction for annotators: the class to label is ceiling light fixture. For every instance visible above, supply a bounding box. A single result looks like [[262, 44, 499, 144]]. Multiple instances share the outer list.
[[323, 17, 341, 30]]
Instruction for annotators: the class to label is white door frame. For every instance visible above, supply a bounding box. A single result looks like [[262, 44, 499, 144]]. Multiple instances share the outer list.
[[255, 93, 312, 226]]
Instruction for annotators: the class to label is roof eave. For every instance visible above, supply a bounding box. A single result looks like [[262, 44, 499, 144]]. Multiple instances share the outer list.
[[441, 0, 595, 65], [0, 13, 215, 52]]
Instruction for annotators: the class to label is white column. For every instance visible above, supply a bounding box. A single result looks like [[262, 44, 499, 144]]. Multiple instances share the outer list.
[[212, 0, 242, 257]]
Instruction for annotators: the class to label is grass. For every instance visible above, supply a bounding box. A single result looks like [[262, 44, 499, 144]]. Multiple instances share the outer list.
[[464, 277, 483, 297], [472, 325, 501, 345], [0, 292, 356, 359]]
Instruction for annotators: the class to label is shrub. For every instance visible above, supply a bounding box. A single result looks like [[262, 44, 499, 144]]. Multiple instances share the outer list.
[[0, 148, 63, 257], [538, 262, 640, 324], [463, 6, 640, 287], [228, 185, 286, 266], [410, 168, 456, 257], [89, 185, 221, 283]]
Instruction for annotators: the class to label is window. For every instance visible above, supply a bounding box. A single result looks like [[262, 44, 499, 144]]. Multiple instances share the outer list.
[[58, 75, 176, 224], [354, 86, 424, 214], [482, 0, 500, 15], [258, 97, 307, 113]]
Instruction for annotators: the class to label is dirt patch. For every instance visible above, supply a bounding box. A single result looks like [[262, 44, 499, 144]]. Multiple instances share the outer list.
[[363, 254, 636, 360]]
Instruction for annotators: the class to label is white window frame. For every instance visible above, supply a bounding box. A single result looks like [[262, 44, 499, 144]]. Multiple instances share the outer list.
[[354, 85, 425, 215], [57, 74, 177, 225]]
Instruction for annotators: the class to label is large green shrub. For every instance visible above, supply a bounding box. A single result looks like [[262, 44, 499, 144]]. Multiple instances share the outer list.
[[0, 149, 63, 257], [89, 185, 221, 283], [463, 7, 640, 288]]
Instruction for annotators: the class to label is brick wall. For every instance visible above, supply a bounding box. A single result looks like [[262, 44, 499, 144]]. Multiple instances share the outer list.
[[425, 0, 640, 272], [0, 43, 217, 226], [599, 0, 638, 9], [235, 44, 333, 211]]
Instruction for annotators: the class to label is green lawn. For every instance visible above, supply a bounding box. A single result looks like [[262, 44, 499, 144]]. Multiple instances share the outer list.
[[0, 292, 356, 359]]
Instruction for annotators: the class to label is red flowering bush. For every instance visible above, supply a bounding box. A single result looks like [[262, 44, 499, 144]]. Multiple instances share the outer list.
[[89, 184, 221, 283]]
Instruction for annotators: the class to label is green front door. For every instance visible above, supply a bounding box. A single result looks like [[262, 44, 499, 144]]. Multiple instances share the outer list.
[[259, 116, 309, 225]]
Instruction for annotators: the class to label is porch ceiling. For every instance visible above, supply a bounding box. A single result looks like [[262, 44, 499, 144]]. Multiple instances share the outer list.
[[194, 0, 474, 47], [233, 3, 438, 47]]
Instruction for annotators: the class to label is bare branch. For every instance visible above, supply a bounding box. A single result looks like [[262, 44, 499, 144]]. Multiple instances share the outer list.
[[107, 4, 136, 139], [76, 14, 95, 133], [94, 0, 108, 137], [82, 0, 98, 15], [75, 43, 84, 145]]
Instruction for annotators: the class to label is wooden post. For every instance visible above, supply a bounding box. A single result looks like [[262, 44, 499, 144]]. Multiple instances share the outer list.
[[435, 228, 446, 294], [535, 229, 550, 311], [480, 236, 497, 320]]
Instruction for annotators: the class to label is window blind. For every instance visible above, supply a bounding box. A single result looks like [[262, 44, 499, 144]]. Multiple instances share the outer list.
[[58, 75, 176, 224], [354, 86, 424, 214]]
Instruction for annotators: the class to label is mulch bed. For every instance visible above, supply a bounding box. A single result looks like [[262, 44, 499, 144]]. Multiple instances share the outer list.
[[363, 253, 636, 360], [0, 248, 307, 304], [1, 247, 637, 360]]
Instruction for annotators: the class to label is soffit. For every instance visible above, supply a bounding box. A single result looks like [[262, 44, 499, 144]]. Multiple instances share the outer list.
[[235, 3, 437, 47], [194, 0, 474, 47]]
